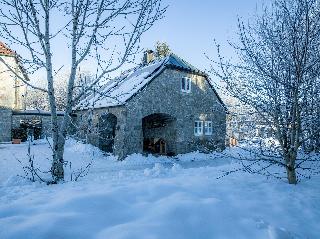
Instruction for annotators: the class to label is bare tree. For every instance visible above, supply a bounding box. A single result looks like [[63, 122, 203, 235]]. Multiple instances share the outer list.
[[209, 0, 320, 184], [25, 71, 94, 111], [155, 41, 171, 58], [0, 0, 166, 183], [25, 86, 48, 110]]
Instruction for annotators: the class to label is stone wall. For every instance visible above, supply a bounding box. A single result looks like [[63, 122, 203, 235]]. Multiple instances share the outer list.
[[0, 107, 12, 142], [73, 106, 128, 158], [123, 68, 226, 157]]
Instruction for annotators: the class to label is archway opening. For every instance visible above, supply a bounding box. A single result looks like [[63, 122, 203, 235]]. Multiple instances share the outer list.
[[142, 113, 176, 155], [98, 113, 117, 153]]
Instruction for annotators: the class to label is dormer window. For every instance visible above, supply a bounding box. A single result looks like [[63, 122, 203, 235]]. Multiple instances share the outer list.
[[181, 77, 191, 93]]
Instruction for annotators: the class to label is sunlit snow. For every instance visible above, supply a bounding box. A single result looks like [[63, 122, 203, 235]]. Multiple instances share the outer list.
[[0, 139, 319, 239]]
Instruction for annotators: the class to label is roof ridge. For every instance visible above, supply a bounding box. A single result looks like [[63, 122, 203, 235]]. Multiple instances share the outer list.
[[143, 57, 168, 79], [171, 53, 197, 68], [164, 54, 207, 76]]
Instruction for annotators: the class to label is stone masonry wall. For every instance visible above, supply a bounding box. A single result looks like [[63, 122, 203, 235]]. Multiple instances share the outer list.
[[73, 106, 128, 159], [0, 107, 12, 142], [123, 68, 226, 157]]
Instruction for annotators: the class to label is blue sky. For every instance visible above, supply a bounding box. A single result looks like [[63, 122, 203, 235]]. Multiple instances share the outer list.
[[47, 0, 263, 76], [140, 0, 262, 72], [2, 0, 263, 80]]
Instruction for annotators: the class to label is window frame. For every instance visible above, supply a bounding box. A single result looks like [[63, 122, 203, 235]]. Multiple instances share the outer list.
[[181, 77, 191, 93], [194, 120, 203, 136], [204, 121, 213, 135]]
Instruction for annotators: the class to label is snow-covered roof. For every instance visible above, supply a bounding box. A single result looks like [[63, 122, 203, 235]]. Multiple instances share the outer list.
[[76, 54, 212, 110]]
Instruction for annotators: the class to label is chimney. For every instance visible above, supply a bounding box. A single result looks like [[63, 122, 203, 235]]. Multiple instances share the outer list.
[[143, 50, 154, 65]]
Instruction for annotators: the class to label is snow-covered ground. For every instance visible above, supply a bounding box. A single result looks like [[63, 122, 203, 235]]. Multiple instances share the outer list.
[[0, 139, 319, 239]]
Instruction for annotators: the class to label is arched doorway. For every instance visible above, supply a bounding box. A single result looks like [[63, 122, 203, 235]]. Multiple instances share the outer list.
[[99, 113, 117, 153], [142, 113, 176, 155]]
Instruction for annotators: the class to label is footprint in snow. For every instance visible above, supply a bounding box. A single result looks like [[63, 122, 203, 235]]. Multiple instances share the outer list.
[[268, 226, 295, 239], [255, 218, 297, 239]]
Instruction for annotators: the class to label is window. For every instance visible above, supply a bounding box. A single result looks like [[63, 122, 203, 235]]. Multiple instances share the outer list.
[[194, 120, 212, 136], [181, 77, 191, 93], [194, 121, 203, 136], [204, 121, 213, 135]]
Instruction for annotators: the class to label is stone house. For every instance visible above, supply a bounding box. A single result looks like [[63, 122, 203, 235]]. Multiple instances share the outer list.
[[74, 52, 227, 159]]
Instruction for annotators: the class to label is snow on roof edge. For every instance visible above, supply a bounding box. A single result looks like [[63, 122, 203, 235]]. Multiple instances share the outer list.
[[75, 57, 168, 110], [74, 54, 225, 111]]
